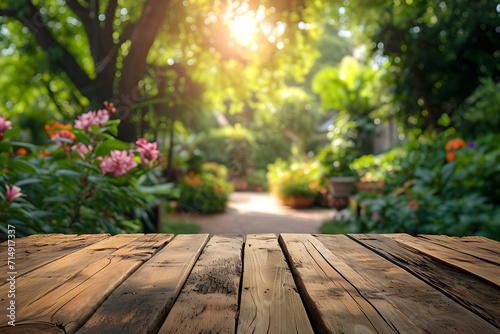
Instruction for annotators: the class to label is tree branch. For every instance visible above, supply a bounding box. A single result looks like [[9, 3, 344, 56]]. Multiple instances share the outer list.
[[104, 0, 118, 43], [17, 1, 93, 94]]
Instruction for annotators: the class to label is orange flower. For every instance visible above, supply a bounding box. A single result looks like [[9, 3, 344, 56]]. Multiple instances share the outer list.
[[446, 151, 457, 163], [2, 168, 7, 174], [188, 170, 195, 177], [445, 138, 465, 162], [219, 187, 225, 193], [308, 183, 315, 190], [16, 148, 27, 155], [212, 185, 218, 193], [445, 138, 465, 151], [45, 121, 72, 138]]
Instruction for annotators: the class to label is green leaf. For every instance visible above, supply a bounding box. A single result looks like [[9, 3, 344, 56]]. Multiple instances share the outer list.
[[56, 169, 81, 179], [90, 125, 100, 133], [94, 139, 130, 157], [104, 119, 120, 136], [7, 159, 39, 174], [137, 183, 178, 196], [10, 141, 39, 151], [43, 196, 72, 203], [0, 142, 12, 153], [96, 217, 118, 234], [15, 178, 43, 187], [3, 128, 20, 140]]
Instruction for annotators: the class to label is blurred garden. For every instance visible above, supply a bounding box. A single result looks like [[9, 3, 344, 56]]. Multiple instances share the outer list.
[[1, 0, 499, 240]]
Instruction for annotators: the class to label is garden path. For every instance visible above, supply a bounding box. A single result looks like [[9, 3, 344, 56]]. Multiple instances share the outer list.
[[168, 192, 334, 235]]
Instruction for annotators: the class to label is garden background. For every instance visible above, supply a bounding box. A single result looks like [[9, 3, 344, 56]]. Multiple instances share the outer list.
[[1, 0, 499, 241]]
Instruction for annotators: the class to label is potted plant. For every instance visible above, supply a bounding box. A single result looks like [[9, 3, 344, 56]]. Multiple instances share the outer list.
[[269, 160, 322, 209], [318, 138, 358, 210]]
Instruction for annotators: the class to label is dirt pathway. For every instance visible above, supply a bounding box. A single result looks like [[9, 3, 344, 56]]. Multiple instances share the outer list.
[[167, 192, 334, 235]]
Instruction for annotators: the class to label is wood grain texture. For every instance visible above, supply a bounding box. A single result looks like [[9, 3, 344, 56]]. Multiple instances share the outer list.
[[237, 234, 313, 334], [0, 234, 142, 320], [5, 234, 173, 334], [77, 234, 209, 334], [279, 233, 418, 334], [418, 234, 500, 265], [0, 234, 109, 284], [386, 233, 500, 288], [321, 234, 500, 333], [158, 235, 243, 334]]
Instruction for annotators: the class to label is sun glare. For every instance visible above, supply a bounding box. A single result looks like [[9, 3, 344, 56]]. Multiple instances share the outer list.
[[225, 4, 266, 49], [229, 14, 257, 47]]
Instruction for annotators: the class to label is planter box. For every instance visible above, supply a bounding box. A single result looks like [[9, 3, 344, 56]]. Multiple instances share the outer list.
[[284, 197, 315, 209]]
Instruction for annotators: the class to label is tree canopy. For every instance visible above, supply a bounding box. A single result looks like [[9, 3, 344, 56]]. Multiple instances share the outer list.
[[1, 0, 325, 140]]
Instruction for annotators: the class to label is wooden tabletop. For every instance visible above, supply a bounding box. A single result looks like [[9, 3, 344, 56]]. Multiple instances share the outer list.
[[1, 233, 500, 333]]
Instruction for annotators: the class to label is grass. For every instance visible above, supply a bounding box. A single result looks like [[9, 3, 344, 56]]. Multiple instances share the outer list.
[[320, 218, 357, 234], [161, 221, 199, 234]]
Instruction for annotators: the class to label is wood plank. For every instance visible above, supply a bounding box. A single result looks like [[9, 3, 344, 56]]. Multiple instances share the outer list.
[[77, 234, 209, 334], [419, 234, 500, 265], [279, 233, 420, 334], [0, 233, 142, 328], [158, 235, 243, 334], [0, 234, 109, 284], [4, 234, 174, 334], [237, 234, 314, 334], [386, 233, 500, 288], [321, 234, 500, 333]]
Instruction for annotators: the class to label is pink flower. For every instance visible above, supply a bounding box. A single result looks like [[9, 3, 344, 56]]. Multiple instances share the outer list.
[[135, 138, 160, 166], [99, 150, 138, 177], [75, 144, 93, 159], [5, 185, 25, 202], [74, 111, 99, 130], [0, 117, 12, 133], [96, 109, 110, 126]]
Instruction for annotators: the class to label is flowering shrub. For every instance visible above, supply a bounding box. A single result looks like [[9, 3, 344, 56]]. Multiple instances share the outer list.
[[177, 171, 232, 213], [267, 159, 323, 201], [351, 133, 500, 240], [0, 104, 172, 236]]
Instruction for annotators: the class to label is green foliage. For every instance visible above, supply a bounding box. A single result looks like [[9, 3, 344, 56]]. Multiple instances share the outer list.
[[316, 111, 358, 177], [0, 113, 173, 237], [267, 158, 322, 199], [177, 172, 232, 213], [245, 169, 269, 190], [351, 146, 407, 181], [352, 133, 500, 240], [320, 218, 355, 234], [454, 78, 500, 139], [195, 124, 255, 176], [161, 221, 199, 234], [344, 0, 500, 130]]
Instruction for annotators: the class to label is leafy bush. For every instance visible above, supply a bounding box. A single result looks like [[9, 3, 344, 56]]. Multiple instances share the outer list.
[[352, 133, 500, 240], [0, 106, 174, 237], [177, 171, 232, 213], [267, 159, 322, 200], [245, 169, 269, 190]]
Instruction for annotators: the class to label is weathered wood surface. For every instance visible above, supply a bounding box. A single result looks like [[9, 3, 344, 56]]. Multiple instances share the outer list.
[[0, 234, 109, 284], [1, 233, 499, 334], [418, 234, 500, 265], [158, 235, 244, 334], [349, 234, 500, 329], [5, 234, 173, 333], [319, 234, 500, 333], [237, 234, 313, 334], [279, 233, 419, 334], [77, 234, 209, 334], [386, 233, 500, 288]]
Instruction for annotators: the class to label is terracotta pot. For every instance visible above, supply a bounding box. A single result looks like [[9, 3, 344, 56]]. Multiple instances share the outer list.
[[284, 197, 315, 209]]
